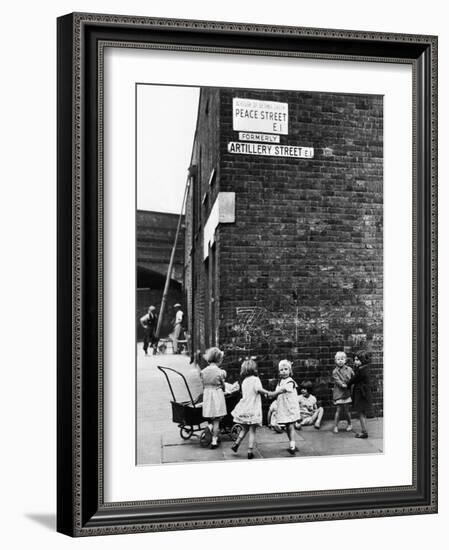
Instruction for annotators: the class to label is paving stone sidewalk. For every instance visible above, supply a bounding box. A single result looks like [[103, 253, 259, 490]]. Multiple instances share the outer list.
[[161, 418, 383, 464]]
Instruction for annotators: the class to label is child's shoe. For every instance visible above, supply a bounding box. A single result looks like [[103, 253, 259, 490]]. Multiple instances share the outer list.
[[346, 424, 353, 432], [314, 422, 321, 430], [333, 426, 339, 434], [247, 451, 254, 459], [355, 432, 368, 439], [231, 442, 240, 453], [287, 445, 297, 455]]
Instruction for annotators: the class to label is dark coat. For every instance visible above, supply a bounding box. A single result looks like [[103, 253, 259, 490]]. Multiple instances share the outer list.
[[348, 365, 372, 413]]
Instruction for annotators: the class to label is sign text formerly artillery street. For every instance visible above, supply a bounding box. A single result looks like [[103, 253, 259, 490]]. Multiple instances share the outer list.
[[228, 141, 314, 159]]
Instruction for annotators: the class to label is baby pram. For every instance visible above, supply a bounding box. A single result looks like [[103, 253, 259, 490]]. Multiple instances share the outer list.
[[157, 365, 242, 446], [157, 366, 204, 440]]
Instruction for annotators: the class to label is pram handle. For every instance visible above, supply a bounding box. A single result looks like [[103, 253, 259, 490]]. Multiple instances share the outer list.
[[157, 366, 198, 407]]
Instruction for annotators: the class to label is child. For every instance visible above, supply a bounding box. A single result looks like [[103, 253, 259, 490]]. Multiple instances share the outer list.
[[332, 351, 355, 433], [231, 358, 271, 459], [267, 400, 283, 433], [271, 359, 301, 455], [295, 381, 324, 430], [348, 350, 372, 438], [200, 347, 227, 449]]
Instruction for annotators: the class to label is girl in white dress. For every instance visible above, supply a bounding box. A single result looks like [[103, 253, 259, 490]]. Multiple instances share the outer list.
[[231, 358, 271, 459], [272, 359, 301, 455], [200, 347, 227, 449]]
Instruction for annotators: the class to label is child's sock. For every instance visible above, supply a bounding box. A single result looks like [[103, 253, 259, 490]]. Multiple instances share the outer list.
[[211, 436, 218, 445]]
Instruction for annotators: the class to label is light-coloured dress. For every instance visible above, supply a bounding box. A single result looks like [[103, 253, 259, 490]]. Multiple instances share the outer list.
[[231, 375, 263, 425], [275, 377, 300, 424], [200, 364, 227, 418], [298, 394, 318, 420], [332, 365, 355, 404]]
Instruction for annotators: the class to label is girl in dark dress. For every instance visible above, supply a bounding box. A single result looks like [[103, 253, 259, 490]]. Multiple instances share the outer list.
[[349, 350, 372, 439]]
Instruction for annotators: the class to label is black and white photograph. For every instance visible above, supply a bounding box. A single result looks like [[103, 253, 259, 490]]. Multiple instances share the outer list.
[[0, 0, 443, 545], [136, 84, 384, 465]]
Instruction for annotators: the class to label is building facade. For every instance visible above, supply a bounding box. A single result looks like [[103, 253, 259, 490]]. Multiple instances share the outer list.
[[137, 210, 185, 340], [185, 87, 383, 415]]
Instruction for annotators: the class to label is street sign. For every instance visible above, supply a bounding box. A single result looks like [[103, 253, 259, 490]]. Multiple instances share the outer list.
[[227, 141, 314, 159], [233, 98, 288, 135], [238, 132, 280, 143]]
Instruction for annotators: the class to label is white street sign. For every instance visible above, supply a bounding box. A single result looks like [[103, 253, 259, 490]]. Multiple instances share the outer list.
[[233, 98, 288, 135], [228, 141, 314, 159]]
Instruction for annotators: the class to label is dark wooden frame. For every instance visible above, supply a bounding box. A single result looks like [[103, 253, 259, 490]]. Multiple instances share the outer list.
[[57, 12, 438, 536]]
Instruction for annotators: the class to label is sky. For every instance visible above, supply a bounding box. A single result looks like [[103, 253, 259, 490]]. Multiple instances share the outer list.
[[137, 84, 200, 213]]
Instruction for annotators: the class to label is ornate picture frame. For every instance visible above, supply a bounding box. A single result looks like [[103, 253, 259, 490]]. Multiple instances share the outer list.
[[57, 12, 437, 536]]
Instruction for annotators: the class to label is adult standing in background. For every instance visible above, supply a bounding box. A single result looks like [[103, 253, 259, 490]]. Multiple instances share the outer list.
[[140, 305, 158, 355], [172, 303, 184, 354]]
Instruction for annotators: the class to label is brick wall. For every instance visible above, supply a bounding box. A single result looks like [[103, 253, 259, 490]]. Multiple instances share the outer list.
[[188, 87, 383, 418], [186, 89, 222, 354]]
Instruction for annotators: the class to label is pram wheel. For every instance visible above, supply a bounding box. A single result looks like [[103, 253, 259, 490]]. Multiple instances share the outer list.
[[200, 426, 212, 447], [180, 426, 193, 439], [230, 424, 243, 441]]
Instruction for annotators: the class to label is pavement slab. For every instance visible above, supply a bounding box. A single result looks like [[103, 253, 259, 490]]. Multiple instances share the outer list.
[[163, 429, 206, 446], [256, 442, 320, 458], [222, 446, 263, 461], [305, 433, 381, 456], [137, 350, 201, 464], [366, 438, 383, 452], [157, 421, 383, 463], [252, 427, 305, 443]]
